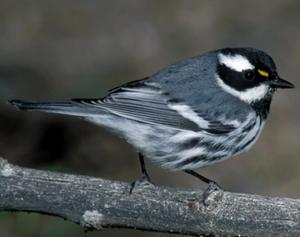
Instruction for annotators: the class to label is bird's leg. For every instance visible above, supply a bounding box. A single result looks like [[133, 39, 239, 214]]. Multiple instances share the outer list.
[[138, 153, 151, 182], [184, 169, 222, 191], [129, 153, 152, 193]]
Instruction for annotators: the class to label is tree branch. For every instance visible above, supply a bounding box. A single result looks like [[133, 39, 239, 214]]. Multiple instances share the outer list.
[[0, 157, 299, 237]]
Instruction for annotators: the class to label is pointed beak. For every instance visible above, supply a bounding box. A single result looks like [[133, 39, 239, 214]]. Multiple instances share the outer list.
[[268, 77, 295, 89]]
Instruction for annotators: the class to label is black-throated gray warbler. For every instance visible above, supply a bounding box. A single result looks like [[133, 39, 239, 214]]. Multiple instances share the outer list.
[[9, 48, 294, 186]]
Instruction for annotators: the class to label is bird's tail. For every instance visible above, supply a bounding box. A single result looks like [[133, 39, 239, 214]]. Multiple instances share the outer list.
[[8, 99, 104, 117]]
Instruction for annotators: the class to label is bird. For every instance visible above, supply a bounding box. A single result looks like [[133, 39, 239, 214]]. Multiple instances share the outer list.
[[9, 47, 294, 187]]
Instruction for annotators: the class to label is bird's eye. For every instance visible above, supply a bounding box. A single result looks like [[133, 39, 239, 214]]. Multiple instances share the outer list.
[[244, 70, 255, 80]]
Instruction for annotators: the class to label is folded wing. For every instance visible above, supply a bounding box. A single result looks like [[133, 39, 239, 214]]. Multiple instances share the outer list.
[[73, 80, 236, 134]]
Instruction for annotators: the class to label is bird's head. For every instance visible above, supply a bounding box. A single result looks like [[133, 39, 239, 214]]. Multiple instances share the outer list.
[[216, 48, 294, 104]]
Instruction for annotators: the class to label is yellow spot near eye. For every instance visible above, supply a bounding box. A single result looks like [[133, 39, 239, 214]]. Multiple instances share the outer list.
[[258, 69, 269, 77]]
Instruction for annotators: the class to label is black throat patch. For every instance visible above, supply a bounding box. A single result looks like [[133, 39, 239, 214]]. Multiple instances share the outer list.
[[251, 94, 273, 119]]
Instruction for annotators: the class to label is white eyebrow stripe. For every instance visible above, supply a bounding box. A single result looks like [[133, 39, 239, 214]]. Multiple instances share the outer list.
[[218, 53, 255, 72]]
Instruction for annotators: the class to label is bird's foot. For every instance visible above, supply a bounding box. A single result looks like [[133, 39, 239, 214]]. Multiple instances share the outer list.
[[206, 181, 222, 192], [202, 181, 224, 210], [129, 174, 153, 194]]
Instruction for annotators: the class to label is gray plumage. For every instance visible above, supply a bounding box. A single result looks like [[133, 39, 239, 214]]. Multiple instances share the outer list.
[[9, 48, 294, 172]]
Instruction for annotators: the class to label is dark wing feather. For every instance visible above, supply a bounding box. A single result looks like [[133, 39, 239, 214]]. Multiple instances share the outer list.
[[73, 81, 236, 133]]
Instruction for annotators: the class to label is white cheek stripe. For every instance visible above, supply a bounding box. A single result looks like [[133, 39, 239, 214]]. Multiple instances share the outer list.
[[218, 53, 254, 72], [216, 75, 269, 103]]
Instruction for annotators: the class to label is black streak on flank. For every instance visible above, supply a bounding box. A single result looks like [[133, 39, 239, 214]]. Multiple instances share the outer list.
[[174, 155, 208, 169]]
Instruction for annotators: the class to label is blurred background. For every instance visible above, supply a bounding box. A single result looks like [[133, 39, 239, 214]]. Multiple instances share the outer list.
[[0, 0, 299, 236]]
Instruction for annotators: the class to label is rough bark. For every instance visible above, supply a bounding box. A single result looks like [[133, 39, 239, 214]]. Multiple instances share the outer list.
[[0, 157, 299, 237]]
